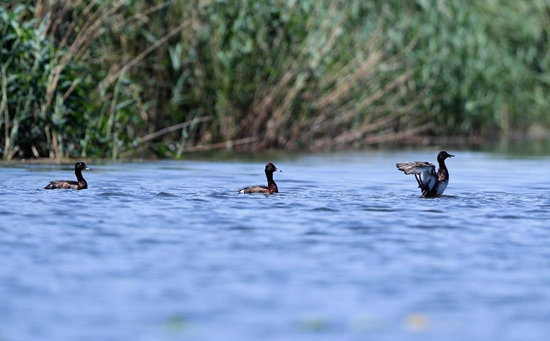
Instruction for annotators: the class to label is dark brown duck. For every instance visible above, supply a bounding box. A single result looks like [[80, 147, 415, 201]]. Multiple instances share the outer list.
[[238, 162, 282, 194], [396, 151, 454, 197], [45, 162, 92, 190]]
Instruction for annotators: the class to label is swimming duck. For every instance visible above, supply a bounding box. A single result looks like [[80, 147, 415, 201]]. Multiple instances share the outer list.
[[238, 162, 282, 194], [396, 151, 454, 197], [45, 162, 92, 190]]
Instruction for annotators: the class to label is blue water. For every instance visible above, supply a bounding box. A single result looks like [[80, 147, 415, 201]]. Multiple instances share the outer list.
[[1, 151, 550, 341]]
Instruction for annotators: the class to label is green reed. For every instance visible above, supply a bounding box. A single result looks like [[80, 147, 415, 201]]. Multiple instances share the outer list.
[[1, 0, 549, 159]]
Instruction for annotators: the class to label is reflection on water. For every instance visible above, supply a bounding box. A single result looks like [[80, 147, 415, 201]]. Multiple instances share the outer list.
[[493, 136, 550, 156], [1, 151, 550, 341]]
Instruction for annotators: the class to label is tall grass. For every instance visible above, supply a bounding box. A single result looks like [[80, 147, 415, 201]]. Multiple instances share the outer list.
[[1, 0, 549, 159]]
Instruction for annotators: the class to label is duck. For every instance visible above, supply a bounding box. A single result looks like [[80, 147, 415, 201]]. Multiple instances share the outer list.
[[238, 162, 282, 194], [45, 162, 92, 190], [396, 151, 454, 197]]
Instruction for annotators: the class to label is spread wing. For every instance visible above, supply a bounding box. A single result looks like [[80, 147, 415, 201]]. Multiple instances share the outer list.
[[396, 161, 437, 193]]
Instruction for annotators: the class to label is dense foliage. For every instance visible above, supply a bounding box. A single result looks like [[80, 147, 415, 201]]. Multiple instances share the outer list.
[[1, 0, 549, 159]]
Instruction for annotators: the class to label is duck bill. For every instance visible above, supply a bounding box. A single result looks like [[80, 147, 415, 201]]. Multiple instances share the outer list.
[[85, 167, 92, 171], [275, 168, 282, 172], [448, 155, 455, 158]]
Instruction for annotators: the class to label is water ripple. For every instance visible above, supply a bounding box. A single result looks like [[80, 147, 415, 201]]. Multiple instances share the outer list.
[[2, 153, 550, 341]]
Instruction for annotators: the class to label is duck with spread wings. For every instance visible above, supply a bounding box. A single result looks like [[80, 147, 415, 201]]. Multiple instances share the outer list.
[[396, 151, 454, 197]]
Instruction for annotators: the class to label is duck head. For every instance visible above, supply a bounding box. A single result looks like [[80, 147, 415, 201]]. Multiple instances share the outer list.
[[437, 151, 455, 162], [75, 162, 92, 172], [265, 162, 282, 174]]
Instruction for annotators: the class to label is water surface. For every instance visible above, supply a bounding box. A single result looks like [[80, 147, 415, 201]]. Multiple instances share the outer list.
[[1, 151, 550, 341]]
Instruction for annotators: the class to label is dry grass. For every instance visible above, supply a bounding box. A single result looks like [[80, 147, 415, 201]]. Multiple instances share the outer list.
[[2, 0, 549, 159]]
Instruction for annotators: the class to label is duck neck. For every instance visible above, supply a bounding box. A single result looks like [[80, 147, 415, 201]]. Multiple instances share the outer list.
[[438, 159, 448, 174], [266, 171, 277, 188], [75, 169, 85, 182]]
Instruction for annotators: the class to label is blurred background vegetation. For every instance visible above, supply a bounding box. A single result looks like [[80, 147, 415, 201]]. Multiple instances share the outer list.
[[1, 0, 549, 159]]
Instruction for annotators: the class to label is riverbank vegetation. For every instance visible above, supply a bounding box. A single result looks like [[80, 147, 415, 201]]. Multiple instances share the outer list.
[[1, 0, 550, 159]]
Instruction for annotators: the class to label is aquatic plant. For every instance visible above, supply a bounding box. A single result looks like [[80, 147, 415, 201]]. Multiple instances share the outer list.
[[1, 0, 549, 159], [0, 4, 91, 159]]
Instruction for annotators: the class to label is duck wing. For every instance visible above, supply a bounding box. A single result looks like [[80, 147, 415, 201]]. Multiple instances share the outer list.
[[45, 180, 79, 189], [238, 185, 270, 194], [396, 161, 437, 193]]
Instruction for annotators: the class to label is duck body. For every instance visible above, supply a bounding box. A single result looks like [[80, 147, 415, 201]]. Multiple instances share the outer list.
[[45, 180, 87, 190], [238, 184, 278, 194], [396, 151, 454, 197], [45, 162, 91, 190], [238, 162, 281, 194]]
